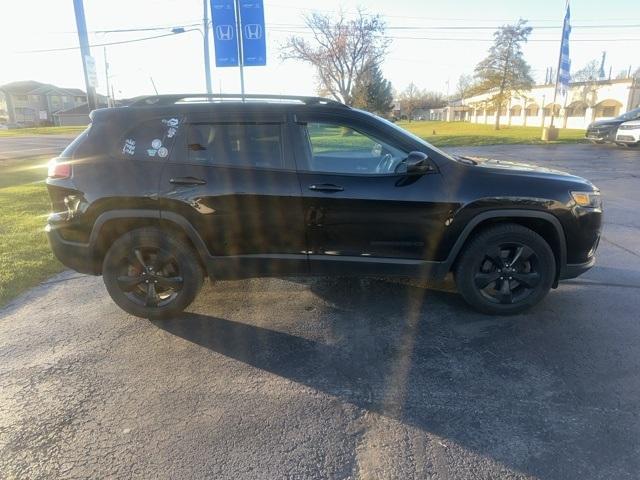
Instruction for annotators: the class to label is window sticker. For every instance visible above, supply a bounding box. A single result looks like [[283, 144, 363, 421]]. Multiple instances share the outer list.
[[123, 138, 135, 155], [162, 118, 180, 127], [146, 149, 157, 157], [157, 147, 169, 158], [151, 138, 162, 149], [167, 127, 177, 138]]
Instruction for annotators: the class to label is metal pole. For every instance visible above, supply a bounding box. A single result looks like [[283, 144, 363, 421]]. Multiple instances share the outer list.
[[550, 15, 566, 128], [72, 0, 97, 110], [150, 77, 159, 95], [202, 0, 213, 95], [103, 47, 111, 107], [234, 0, 245, 100]]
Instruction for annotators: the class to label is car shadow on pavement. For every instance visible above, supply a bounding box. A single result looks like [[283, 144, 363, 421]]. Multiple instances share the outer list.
[[153, 277, 639, 479]]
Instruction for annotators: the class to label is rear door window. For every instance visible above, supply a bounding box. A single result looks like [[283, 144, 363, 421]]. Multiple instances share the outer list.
[[186, 123, 284, 170], [119, 117, 181, 160]]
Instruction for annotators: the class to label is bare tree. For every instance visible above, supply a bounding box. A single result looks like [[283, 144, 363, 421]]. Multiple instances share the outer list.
[[397, 83, 423, 121], [572, 59, 603, 107], [615, 69, 629, 80], [572, 59, 601, 82], [397, 84, 445, 120], [474, 19, 534, 130], [281, 9, 389, 105], [456, 74, 476, 103]]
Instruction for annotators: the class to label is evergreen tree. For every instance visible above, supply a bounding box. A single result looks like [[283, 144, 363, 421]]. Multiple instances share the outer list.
[[352, 63, 394, 115], [474, 19, 534, 130]]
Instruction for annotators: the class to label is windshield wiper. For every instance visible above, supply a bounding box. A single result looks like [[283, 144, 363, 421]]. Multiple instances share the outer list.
[[455, 155, 478, 165]]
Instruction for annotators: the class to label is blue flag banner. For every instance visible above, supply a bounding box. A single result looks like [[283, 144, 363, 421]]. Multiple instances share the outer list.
[[211, 0, 239, 67], [239, 0, 267, 66], [557, 3, 571, 96]]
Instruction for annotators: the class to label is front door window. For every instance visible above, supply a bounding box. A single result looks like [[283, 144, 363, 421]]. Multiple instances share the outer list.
[[304, 122, 407, 175]]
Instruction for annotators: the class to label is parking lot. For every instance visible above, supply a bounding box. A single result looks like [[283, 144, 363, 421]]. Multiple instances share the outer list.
[[0, 135, 77, 161], [1, 143, 639, 479]]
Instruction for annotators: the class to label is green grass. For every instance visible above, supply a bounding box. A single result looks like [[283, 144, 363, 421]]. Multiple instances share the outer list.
[[0, 156, 63, 307], [0, 126, 86, 137], [308, 121, 585, 152], [400, 121, 585, 147]]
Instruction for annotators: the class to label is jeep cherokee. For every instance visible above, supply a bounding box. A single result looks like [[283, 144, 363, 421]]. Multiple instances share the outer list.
[[46, 94, 602, 317]]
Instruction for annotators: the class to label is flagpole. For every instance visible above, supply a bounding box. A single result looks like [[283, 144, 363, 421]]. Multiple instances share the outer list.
[[234, 0, 245, 101], [550, 1, 570, 128]]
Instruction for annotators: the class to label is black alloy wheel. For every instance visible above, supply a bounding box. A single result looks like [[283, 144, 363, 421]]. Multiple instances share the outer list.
[[455, 224, 555, 315], [474, 243, 541, 305], [116, 247, 183, 308], [103, 228, 204, 319]]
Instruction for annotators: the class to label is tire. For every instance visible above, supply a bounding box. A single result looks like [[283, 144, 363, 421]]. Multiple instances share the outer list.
[[454, 224, 555, 315], [102, 227, 204, 319]]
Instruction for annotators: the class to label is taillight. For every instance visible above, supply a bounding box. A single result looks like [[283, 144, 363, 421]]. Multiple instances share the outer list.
[[47, 158, 71, 179]]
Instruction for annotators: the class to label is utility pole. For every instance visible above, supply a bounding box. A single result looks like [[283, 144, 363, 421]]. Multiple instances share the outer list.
[[202, 0, 213, 94], [72, 0, 97, 110], [103, 47, 111, 107]]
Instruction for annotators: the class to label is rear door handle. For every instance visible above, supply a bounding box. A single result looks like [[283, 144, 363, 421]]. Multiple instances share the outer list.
[[308, 184, 344, 192], [169, 176, 207, 186]]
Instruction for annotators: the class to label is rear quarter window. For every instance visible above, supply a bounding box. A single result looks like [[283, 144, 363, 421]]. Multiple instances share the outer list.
[[119, 117, 181, 160], [60, 125, 92, 158]]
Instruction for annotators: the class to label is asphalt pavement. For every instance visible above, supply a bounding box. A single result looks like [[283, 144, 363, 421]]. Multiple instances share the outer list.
[[1, 143, 640, 479], [0, 135, 76, 161]]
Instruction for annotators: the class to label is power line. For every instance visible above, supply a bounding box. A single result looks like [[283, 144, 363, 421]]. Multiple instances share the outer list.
[[269, 28, 640, 42], [92, 23, 200, 34], [264, 2, 640, 23], [17, 20, 640, 54], [16, 30, 192, 53], [268, 22, 640, 30]]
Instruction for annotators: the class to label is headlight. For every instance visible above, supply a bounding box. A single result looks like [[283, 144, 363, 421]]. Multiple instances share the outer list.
[[571, 191, 602, 208], [618, 124, 638, 130]]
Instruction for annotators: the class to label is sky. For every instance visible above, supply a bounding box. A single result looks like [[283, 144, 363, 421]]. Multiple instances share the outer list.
[[1, 0, 639, 101]]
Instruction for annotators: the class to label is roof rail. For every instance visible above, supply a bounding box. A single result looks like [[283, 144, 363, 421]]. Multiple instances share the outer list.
[[127, 94, 348, 108]]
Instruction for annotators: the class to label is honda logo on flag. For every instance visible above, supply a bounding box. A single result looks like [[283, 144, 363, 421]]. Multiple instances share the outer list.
[[211, 0, 266, 67], [244, 24, 262, 40], [216, 24, 234, 41]]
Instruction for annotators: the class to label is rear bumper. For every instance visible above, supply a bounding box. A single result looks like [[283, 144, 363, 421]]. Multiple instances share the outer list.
[[559, 256, 596, 280], [46, 224, 100, 275]]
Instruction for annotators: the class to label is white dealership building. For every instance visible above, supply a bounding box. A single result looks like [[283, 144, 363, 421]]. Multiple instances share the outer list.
[[446, 78, 640, 129]]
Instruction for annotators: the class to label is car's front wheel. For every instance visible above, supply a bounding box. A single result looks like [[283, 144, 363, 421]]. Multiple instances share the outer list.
[[454, 224, 555, 315], [102, 227, 204, 319]]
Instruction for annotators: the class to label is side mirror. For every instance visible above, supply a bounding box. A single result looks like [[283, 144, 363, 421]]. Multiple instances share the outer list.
[[405, 151, 433, 174]]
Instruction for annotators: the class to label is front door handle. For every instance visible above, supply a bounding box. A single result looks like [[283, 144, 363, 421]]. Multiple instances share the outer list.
[[308, 184, 344, 192], [169, 176, 207, 186]]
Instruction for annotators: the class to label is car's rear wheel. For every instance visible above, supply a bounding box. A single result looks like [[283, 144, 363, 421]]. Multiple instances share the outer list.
[[103, 228, 204, 319], [454, 224, 555, 315]]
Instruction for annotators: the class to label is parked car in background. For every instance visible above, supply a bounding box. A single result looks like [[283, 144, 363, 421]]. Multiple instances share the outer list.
[[46, 94, 602, 318], [586, 107, 640, 143], [615, 120, 640, 147]]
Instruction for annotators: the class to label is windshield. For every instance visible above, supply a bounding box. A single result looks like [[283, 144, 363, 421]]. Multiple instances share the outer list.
[[617, 108, 640, 122], [356, 109, 456, 161]]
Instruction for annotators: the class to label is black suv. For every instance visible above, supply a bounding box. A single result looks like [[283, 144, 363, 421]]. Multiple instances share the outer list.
[[585, 107, 640, 143], [46, 94, 602, 317]]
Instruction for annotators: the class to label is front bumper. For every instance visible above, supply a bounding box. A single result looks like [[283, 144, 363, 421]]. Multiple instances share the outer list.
[[586, 128, 616, 142], [559, 256, 596, 280], [46, 224, 100, 275], [615, 131, 640, 144]]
